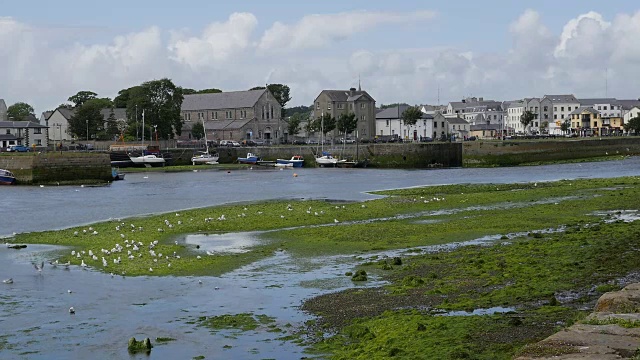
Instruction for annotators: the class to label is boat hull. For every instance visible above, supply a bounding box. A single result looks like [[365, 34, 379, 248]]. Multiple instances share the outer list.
[[0, 169, 16, 185], [130, 155, 166, 167], [276, 159, 304, 168], [192, 155, 220, 165]]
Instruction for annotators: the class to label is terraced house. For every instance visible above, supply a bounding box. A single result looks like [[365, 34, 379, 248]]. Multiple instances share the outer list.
[[179, 89, 283, 143]]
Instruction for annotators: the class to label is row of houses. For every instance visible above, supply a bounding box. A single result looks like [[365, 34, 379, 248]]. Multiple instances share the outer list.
[[2, 88, 640, 150]]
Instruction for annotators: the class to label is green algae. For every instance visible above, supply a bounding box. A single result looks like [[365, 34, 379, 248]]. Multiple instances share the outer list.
[[196, 313, 276, 333]]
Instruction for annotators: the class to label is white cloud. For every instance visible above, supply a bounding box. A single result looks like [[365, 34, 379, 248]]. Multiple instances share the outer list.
[[169, 12, 258, 68], [258, 10, 436, 52], [2, 9, 640, 116]]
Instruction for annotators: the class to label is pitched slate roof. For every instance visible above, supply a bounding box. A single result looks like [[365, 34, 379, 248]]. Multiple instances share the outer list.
[[375, 105, 432, 119], [57, 107, 76, 120], [446, 117, 469, 125], [578, 98, 620, 106], [0, 134, 17, 140], [182, 90, 266, 111], [0, 121, 47, 129], [570, 106, 599, 115], [319, 90, 375, 102], [618, 100, 640, 110], [41, 111, 53, 121], [470, 124, 501, 131], [543, 94, 579, 103]]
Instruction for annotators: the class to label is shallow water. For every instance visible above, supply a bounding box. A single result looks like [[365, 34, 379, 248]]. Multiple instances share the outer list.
[[2, 159, 640, 359]]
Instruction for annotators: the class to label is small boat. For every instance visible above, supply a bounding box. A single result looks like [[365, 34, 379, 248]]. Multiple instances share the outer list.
[[129, 154, 166, 167], [238, 153, 261, 164], [276, 155, 304, 168], [191, 121, 219, 165], [111, 168, 125, 181], [0, 169, 16, 185], [315, 152, 338, 167], [192, 152, 219, 165]]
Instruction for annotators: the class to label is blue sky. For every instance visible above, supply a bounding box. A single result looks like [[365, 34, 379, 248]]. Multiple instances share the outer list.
[[2, 1, 640, 113]]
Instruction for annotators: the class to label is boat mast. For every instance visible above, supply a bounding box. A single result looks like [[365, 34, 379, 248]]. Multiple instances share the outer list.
[[141, 110, 145, 148]]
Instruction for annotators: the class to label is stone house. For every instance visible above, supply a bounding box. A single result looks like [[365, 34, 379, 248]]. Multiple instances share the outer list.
[[469, 123, 502, 139], [311, 87, 376, 141], [180, 89, 283, 143], [446, 116, 469, 140], [374, 105, 434, 141], [45, 108, 75, 142]]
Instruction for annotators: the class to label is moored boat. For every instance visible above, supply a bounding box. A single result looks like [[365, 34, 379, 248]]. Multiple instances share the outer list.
[[111, 168, 125, 181], [192, 152, 219, 165], [238, 153, 261, 164], [315, 152, 338, 167], [276, 155, 304, 168], [0, 169, 16, 185], [129, 154, 166, 167]]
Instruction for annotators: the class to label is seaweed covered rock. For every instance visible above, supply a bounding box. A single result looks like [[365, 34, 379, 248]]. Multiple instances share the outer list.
[[351, 270, 368, 281], [594, 283, 640, 313], [128, 337, 152, 353]]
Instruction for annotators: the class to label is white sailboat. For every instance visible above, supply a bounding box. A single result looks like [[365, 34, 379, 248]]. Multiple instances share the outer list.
[[191, 121, 219, 165], [129, 110, 166, 167], [315, 112, 338, 167]]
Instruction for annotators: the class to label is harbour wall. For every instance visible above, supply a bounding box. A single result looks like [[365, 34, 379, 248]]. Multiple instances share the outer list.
[[463, 137, 640, 167], [0, 153, 112, 184], [167, 142, 464, 168]]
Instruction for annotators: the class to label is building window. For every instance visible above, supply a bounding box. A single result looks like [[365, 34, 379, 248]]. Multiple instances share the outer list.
[[434, 122, 437, 128], [270, 105, 274, 119], [187, 113, 191, 121], [554, 107, 557, 112], [544, 106, 548, 112], [34, 128, 42, 134], [262, 106, 265, 119], [213, 112, 217, 119], [316, 102, 320, 110], [360, 103, 365, 109], [327, 103, 331, 110], [36, 139, 42, 145], [386, 120, 389, 126], [604, 106, 608, 110], [561, 107, 564, 112], [338, 103, 344, 109]]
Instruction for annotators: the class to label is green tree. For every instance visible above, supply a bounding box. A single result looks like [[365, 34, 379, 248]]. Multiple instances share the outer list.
[[141, 78, 185, 140], [7, 102, 35, 121], [560, 119, 571, 134], [104, 108, 120, 141], [249, 86, 266, 90], [624, 116, 640, 136], [402, 106, 423, 141], [287, 113, 303, 138], [267, 84, 291, 119], [336, 112, 358, 137], [68, 100, 104, 140], [285, 105, 312, 117], [191, 121, 205, 140], [380, 103, 409, 110], [114, 88, 134, 108], [197, 88, 222, 94], [68, 91, 98, 107], [314, 113, 336, 136], [520, 110, 535, 134]]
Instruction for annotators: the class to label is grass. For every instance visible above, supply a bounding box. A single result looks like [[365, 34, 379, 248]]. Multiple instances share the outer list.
[[196, 313, 276, 332]]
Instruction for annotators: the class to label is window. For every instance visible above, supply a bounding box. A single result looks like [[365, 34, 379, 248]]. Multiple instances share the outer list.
[[187, 113, 191, 121], [6, 129, 11, 134], [262, 106, 265, 119], [543, 106, 548, 112], [316, 102, 320, 110], [240, 110, 244, 119], [360, 103, 365, 109], [554, 107, 557, 112], [36, 139, 42, 145], [338, 103, 344, 109], [350, 103, 353, 110], [213, 112, 217, 119], [34, 128, 42, 134], [604, 106, 608, 110], [561, 107, 564, 112], [544, 114, 548, 119], [327, 103, 331, 110], [270, 105, 274, 119], [386, 120, 389, 126], [598, 106, 601, 110], [434, 121, 437, 128], [360, 115, 366, 121]]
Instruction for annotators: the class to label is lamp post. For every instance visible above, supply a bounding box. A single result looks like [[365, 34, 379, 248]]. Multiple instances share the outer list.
[[86, 119, 89, 142]]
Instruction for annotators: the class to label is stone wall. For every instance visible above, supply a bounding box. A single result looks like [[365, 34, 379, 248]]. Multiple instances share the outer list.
[[165, 142, 463, 168], [463, 137, 640, 167], [0, 153, 112, 184]]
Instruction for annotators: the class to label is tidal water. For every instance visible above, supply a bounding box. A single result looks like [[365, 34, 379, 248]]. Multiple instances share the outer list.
[[1, 158, 639, 359]]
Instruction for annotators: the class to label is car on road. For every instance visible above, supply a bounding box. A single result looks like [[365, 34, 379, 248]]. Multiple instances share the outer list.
[[6, 145, 30, 152]]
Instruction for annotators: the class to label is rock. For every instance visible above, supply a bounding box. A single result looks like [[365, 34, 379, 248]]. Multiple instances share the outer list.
[[128, 337, 152, 353], [594, 283, 640, 313], [7, 244, 27, 249]]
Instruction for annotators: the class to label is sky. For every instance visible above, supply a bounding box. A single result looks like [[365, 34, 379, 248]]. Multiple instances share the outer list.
[[2, 0, 640, 114]]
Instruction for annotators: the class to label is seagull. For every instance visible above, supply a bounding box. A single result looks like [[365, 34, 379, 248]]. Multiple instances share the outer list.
[[33, 261, 44, 272], [2, 278, 13, 284], [69, 307, 75, 314], [198, 280, 203, 285], [334, 219, 339, 223], [67, 289, 72, 293]]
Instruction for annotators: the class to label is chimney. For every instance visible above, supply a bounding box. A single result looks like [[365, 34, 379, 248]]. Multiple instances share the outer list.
[[349, 87, 356, 96]]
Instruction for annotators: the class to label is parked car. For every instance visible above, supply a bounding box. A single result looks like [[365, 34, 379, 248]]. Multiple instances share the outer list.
[[219, 140, 240, 147], [7, 145, 30, 152], [340, 138, 356, 144], [241, 139, 257, 146]]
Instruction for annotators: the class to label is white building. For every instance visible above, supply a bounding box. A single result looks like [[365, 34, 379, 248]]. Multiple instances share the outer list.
[[619, 100, 640, 125], [578, 98, 622, 118], [375, 105, 435, 141]]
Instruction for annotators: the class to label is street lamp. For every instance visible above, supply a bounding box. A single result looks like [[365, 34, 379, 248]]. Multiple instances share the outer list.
[[153, 125, 158, 144], [86, 119, 89, 142]]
